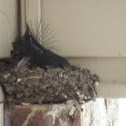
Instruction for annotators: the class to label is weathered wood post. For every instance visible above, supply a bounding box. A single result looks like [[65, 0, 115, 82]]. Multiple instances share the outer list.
[[9, 103, 81, 126]]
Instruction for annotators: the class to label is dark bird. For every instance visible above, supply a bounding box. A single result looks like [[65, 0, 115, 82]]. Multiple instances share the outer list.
[[11, 25, 71, 69]]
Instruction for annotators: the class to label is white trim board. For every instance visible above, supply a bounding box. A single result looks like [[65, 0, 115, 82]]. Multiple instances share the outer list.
[[69, 57, 126, 97], [98, 83, 126, 97], [69, 57, 126, 84], [20, 0, 41, 35]]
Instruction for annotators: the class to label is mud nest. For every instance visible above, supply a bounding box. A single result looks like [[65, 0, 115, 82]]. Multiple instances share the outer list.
[[0, 61, 99, 104], [0, 25, 99, 105]]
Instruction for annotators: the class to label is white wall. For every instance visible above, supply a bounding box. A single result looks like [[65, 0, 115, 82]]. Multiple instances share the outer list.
[[0, 0, 17, 57], [41, 0, 126, 57]]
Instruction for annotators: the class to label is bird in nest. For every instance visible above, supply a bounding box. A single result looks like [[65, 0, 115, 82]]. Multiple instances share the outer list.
[[11, 23, 71, 69]]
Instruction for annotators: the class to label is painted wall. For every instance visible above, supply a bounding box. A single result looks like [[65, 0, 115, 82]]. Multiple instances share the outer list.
[[41, 0, 126, 57], [0, 0, 17, 58]]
